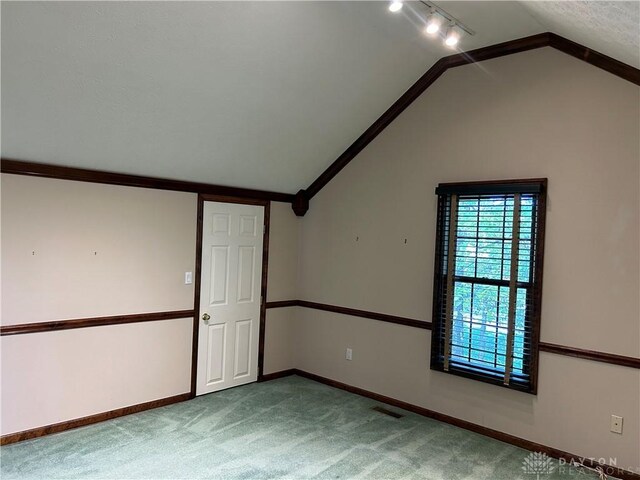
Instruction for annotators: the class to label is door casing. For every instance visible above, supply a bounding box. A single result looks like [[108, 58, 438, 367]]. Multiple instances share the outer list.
[[191, 194, 270, 397]]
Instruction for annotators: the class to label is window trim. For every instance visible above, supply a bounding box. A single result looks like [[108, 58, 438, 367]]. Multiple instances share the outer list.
[[430, 178, 547, 394]]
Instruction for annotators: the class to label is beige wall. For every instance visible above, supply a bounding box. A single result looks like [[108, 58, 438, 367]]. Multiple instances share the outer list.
[[264, 202, 300, 374], [0, 177, 298, 434], [266, 202, 301, 303], [1, 318, 192, 435], [1, 175, 197, 323], [264, 307, 298, 374], [1, 175, 197, 435], [296, 48, 640, 471]]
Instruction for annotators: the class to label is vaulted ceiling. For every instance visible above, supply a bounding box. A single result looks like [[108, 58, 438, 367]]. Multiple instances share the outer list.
[[2, 2, 638, 194]]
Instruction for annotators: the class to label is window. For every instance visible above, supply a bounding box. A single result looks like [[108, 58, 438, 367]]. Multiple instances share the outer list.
[[430, 179, 547, 394]]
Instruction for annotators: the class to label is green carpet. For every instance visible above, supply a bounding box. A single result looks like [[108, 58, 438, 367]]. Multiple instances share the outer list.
[[1, 376, 597, 479]]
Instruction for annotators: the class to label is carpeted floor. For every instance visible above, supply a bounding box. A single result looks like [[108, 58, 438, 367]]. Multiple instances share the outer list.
[[1, 375, 597, 479]]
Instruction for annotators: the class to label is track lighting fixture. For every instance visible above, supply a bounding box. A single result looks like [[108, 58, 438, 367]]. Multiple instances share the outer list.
[[389, 1, 403, 13], [388, 1, 474, 49]]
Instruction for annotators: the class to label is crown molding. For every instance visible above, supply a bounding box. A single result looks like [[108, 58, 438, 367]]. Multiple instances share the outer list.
[[299, 32, 639, 215], [1, 159, 295, 204]]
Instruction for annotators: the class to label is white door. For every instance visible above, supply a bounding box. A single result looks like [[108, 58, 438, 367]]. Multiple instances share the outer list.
[[196, 201, 264, 396]]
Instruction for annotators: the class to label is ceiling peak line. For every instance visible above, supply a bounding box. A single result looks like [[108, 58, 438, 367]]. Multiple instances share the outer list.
[[293, 32, 639, 217]]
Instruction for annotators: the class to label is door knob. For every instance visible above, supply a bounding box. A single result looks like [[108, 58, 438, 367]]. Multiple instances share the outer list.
[[202, 313, 211, 322]]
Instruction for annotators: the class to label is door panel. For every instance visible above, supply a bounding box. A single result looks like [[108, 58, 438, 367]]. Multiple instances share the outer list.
[[206, 323, 226, 385], [239, 215, 257, 237], [212, 213, 230, 235], [233, 319, 252, 379], [209, 246, 229, 306], [196, 201, 264, 396], [237, 246, 255, 303]]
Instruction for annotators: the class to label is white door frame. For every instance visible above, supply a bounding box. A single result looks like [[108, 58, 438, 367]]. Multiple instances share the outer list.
[[190, 195, 269, 397]]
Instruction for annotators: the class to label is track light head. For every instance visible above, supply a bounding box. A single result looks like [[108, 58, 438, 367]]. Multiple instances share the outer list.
[[389, 1, 403, 13], [444, 24, 461, 47], [424, 11, 442, 35]]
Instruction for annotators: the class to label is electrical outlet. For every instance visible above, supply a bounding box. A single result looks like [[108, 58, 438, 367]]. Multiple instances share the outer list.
[[346, 348, 353, 361], [185, 272, 193, 285], [610, 415, 623, 434]]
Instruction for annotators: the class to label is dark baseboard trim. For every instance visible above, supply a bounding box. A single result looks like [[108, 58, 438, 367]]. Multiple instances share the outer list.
[[0, 392, 191, 446], [266, 300, 640, 370], [258, 369, 297, 382], [1, 159, 294, 204], [4, 370, 637, 478], [539, 342, 640, 369], [303, 32, 640, 207], [0, 310, 195, 336], [273, 369, 638, 480]]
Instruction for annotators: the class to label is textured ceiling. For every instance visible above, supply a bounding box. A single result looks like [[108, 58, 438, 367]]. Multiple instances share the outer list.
[[519, 1, 640, 68], [1, 2, 636, 193]]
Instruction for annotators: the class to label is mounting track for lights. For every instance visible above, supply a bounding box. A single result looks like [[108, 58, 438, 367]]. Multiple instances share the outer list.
[[419, 0, 475, 36], [388, 0, 474, 48]]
